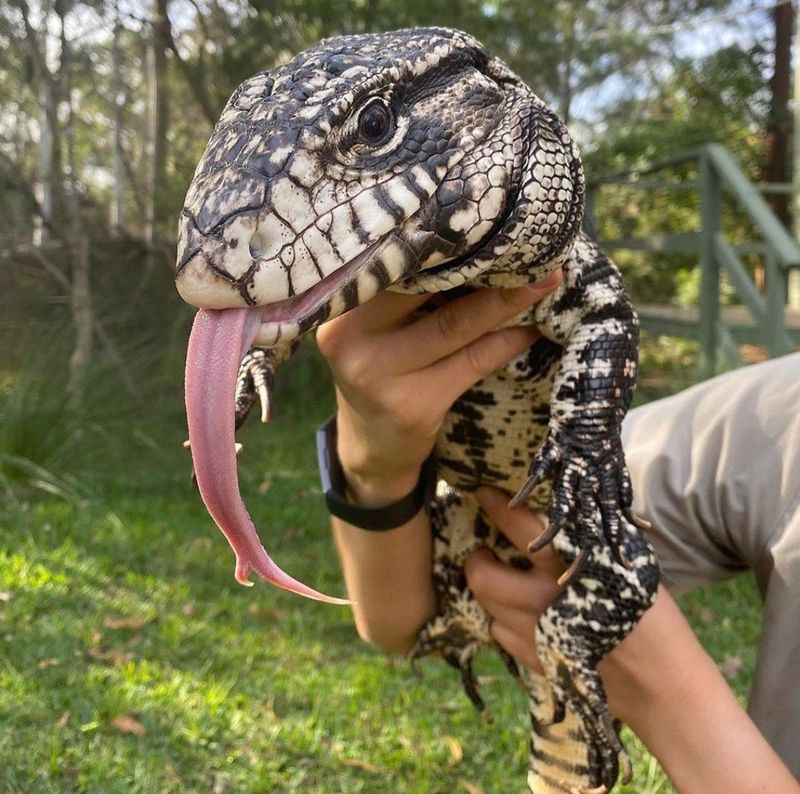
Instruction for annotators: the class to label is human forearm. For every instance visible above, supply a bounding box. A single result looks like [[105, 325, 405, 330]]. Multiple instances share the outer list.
[[331, 506, 435, 654], [600, 586, 799, 794], [467, 489, 799, 793], [330, 390, 437, 654]]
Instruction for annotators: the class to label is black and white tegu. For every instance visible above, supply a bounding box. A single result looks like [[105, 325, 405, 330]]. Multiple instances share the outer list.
[[176, 27, 660, 794]]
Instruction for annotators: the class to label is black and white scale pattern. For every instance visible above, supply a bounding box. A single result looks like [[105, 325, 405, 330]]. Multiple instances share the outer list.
[[176, 27, 660, 793]]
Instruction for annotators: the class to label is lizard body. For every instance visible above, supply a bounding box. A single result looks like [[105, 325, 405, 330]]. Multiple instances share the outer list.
[[177, 28, 659, 792]]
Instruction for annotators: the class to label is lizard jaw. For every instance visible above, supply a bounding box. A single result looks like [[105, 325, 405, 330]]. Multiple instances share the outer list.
[[249, 225, 435, 346], [252, 236, 385, 346]]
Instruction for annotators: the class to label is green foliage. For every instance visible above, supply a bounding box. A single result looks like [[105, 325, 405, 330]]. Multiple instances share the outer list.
[[584, 39, 771, 306]]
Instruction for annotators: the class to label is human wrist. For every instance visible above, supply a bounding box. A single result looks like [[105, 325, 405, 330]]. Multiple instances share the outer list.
[[334, 406, 430, 508], [598, 586, 679, 725], [338, 448, 423, 508]]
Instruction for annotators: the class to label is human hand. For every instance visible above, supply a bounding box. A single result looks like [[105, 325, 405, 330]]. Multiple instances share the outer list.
[[465, 488, 800, 793], [465, 486, 565, 675], [316, 270, 562, 505]]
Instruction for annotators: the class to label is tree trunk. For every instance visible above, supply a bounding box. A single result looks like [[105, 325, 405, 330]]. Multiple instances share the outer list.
[[757, 0, 794, 296], [764, 0, 793, 226], [110, 4, 126, 234], [60, 2, 94, 410], [67, 235, 92, 411], [33, 80, 54, 246], [145, 0, 170, 248], [791, 0, 800, 308]]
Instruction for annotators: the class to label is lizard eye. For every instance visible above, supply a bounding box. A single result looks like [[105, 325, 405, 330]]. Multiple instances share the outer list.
[[357, 99, 393, 145]]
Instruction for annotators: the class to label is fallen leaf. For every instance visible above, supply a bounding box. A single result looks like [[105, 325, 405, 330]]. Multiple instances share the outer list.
[[211, 774, 229, 794], [57, 710, 71, 727], [110, 715, 146, 736], [181, 602, 196, 617], [0, 591, 14, 602], [258, 478, 272, 495], [37, 658, 60, 669], [248, 603, 285, 621], [89, 648, 132, 666], [104, 616, 149, 630], [444, 735, 463, 765], [461, 783, 485, 794], [341, 758, 382, 774], [719, 655, 743, 680]]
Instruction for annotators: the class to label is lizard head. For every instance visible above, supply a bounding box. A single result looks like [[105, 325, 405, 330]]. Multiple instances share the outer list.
[[176, 26, 585, 346]]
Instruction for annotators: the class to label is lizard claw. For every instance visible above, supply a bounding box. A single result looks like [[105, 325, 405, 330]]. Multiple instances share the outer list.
[[518, 427, 636, 568], [235, 347, 277, 429], [556, 547, 589, 587], [411, 615, 489, 718], [510, 438, 563, 508]]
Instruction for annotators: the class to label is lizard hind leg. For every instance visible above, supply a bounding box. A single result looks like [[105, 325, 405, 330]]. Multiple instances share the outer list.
[[537, 603, 631, 790], [410, 616, 494, 721]]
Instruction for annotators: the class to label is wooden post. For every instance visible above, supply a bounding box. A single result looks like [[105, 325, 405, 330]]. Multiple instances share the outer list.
[[764, 249, 789, 357], [699, 152, 722, 375], [791, 0, 800, 308]]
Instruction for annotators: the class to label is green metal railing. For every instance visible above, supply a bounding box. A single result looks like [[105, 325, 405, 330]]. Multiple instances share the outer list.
[[585, 144, 800, 373]]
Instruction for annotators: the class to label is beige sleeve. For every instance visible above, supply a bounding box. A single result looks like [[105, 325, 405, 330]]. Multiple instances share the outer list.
[[621, 353, 800, 777]]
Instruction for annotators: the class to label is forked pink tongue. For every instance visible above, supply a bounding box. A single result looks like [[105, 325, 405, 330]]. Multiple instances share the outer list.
[[185, 307, 349, 604]]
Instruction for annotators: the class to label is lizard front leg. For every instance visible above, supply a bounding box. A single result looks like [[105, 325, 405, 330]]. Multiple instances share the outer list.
[[517, 239, 645, 572]]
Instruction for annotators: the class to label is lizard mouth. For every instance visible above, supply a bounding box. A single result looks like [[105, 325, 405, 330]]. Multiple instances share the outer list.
[[253, 237, 383, 345]]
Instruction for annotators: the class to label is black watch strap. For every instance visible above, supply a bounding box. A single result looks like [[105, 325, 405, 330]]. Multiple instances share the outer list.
[[316, 414, 435, 531]]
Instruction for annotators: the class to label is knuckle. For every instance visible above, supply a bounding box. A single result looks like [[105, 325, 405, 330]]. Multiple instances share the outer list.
[[341, 352, 373, 390], [315, 321, 344, 360], [464, 339, 491, 376], [494, 285, 530, 316], [464, 555, 492, 601], [435, 301, 467, 342]]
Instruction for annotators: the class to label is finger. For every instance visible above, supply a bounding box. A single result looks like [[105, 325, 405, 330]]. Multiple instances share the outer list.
[[476, 486, 565, 578], [390, 270, 562, 371], [490, 620, 542, 674], [464, 547, 561, 613], [425, 324, 541, 404], [318, 290, 430, 349]]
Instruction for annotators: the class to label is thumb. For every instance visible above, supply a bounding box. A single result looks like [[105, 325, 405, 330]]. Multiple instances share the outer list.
[[476, 486, 565, 579]]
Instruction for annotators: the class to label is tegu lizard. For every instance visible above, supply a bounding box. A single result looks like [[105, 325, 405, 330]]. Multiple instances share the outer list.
[[176, 27, 660, 793]]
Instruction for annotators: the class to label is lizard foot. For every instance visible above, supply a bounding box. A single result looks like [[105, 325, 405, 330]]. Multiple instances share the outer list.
[[235, 347, 275, 427], [541, 643, 631, 791], [510, 427, 633, 575], [410, 617, 493, 721]]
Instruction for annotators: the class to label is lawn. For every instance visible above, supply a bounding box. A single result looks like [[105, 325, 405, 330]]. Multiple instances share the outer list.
[[0, 342, 762, 793]]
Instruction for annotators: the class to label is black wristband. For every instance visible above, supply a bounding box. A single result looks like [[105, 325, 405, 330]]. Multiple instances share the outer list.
[[316, 413, 435, 531]]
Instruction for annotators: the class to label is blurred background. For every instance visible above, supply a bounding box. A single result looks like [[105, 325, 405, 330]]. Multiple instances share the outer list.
[[0, 2, 797, 792]]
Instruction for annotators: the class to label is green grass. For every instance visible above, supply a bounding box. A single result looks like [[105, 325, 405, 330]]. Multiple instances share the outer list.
[[0, 372, 762, 793]]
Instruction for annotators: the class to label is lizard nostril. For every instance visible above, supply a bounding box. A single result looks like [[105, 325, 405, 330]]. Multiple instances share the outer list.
[[249, 228, 269, 259]]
